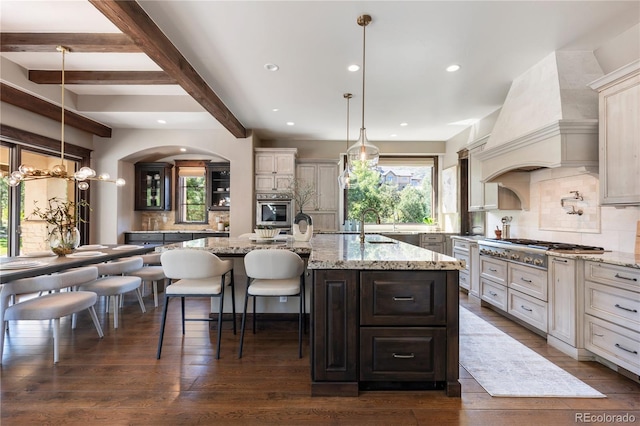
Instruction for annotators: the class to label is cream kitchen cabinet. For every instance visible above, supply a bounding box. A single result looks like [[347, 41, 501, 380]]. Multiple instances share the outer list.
[[254, 148, 297, 192], [589, 60, 640, 206], [296, 160, 338, 231], [452, 237, 478, 297], [583, 261, 640, 375], [468, 138, 521, 211]]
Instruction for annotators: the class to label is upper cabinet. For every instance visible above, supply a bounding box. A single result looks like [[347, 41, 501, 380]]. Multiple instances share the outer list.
[[468, 139, 521, 212], [134, 162, 172, 211], [207, 162, 230, 211], [254, 148, 297, 191], [589, 60, 640, 206]]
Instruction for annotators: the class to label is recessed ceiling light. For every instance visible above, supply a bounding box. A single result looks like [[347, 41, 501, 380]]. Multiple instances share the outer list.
[[286, 122, 295, 126], [348, 64, 360, 72], [448, 118, 479, 126], [390, 134, 397, 138], [180, 148, 187, 152], [400, 122, 408, 127], [272, 108, 279, 112], [157, 119, 166, 124], [446, 64, 461, 72], [264, 63, 279, 71]]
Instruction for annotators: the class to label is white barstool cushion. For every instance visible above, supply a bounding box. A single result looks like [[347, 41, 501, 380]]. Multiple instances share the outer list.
[[129, 265, 165, 281], [244, 250, 304, 280], [161, 250, 232, 279], [248, 278, 300, 296], [140, 253, 162, 265], [5, 292, 97, 320], [58, 266, 99, 287], [97, 257, 144, 276], [79, 276, 142, 296], [165, 278, 223, 296]]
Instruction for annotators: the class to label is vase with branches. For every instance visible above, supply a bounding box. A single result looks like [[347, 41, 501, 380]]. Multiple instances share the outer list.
[[284, 178, 316, 213], [29, 197, 89, 255]]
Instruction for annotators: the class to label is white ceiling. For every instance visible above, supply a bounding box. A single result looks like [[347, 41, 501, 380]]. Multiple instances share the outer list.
[[1, 0, 638, 143]]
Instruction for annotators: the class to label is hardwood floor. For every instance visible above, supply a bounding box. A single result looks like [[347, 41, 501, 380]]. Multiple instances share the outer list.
[[1, 290, 638, 425]]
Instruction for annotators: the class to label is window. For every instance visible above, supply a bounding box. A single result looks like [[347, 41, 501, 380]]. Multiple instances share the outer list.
[[345, 156, 437, 224], [175, 163, 207, 223]]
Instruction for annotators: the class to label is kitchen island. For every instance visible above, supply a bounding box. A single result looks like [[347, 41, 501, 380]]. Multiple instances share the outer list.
[[307, 233, 465, 397], [157, 233, 464, 397]]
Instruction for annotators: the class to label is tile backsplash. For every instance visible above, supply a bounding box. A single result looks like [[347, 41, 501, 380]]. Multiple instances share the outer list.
[[487, 168, 640, 253], [139, 211, 230, 231]]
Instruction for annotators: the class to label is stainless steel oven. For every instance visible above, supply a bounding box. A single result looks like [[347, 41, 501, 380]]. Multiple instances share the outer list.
[[256, 193, 292, 229]]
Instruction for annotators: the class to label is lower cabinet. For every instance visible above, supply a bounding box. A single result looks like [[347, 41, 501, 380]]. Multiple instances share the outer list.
[[124, 232, 228, 245], [311, 269, 460, 397]]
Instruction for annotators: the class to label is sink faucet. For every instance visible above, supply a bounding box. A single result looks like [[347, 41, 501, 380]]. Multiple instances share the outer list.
[[360, 208, 381, 244]]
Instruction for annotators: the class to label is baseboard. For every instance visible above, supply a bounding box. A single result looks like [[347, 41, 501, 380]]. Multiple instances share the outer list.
[[546, 335, 594, 361]]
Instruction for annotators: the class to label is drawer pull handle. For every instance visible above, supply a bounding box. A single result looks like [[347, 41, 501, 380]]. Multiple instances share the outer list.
[[614, 273, 637, 282], [615, 343, 638, 355], [460, 277, 466, 282], [594, 333, 604, 337], [393, 353, 415, 359], [520, 305, 533, 312], [393, 296, 415, 302], [614, 304, 638, 313], [553, 259, 568, 263], [520, 278, 532, 283], [489, 268, 498, 272], [489, 291, 498, 297]]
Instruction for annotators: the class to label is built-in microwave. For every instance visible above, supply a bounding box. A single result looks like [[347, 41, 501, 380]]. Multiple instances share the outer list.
[[256, 193, 292, 228]]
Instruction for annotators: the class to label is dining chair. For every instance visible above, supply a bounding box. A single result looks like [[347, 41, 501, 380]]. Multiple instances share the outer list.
[[127, 253, 167, 308], [239, 249, 305, 358], [77, 257, 145, 329], [0, 272, 104, 364], [157, 249, 236, 359]]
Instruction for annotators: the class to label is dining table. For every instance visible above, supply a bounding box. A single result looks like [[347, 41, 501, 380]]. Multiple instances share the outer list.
[[0, 244, 158, 284]]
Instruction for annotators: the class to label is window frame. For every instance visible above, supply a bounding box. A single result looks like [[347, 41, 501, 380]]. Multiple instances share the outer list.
[[173, 160, 208, 224]]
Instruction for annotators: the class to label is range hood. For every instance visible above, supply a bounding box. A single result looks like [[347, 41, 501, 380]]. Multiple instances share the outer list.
[[476, 51, 603, 209]]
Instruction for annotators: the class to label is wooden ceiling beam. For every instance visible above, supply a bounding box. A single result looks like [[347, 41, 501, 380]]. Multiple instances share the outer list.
[[0, 33, 140, 53], [29, 70, 177, 85], [89, 0, 247, 138], [0, 83, 112, 138]]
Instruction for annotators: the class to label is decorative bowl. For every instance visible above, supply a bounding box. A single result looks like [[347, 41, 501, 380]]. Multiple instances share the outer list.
[[254, 228, 280, 239]]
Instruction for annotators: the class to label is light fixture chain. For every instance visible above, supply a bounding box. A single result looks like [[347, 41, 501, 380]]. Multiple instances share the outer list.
[[60, 46, 65, 162]]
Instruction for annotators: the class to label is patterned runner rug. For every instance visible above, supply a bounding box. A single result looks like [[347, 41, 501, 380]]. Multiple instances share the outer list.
[[459, 306, 605, 398]]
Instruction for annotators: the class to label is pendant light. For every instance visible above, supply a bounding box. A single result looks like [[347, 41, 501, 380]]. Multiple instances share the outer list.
[[6, 46, 125, 190], [338, 93, 353, 189], [346, 14, 380, 170]]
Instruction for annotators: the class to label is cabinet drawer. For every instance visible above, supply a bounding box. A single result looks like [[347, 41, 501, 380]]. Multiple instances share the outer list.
[[164, 233, 194, 242], [360, 327, 446, 381], [479, 257, 507, 285], [585, 315, 640, 375], [420, 234, 444, 244], [458, 271, 470, 291], [480, 278, 507, 311], [360, 271, 447, 326], [585, 280, 640, 331], [124, 233, 163, 244], [508, 289, 548, 332], [453, 249, 470, 272], [508, 263, 547, 301], [452, 239, 470, 251], [421, 243, 444, 254], [584, 261, 640, 292]]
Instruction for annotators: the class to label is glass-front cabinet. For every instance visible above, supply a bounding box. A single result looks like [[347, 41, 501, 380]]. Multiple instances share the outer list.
[[134, 162, 173, 211], [207, 162, 230, 211]]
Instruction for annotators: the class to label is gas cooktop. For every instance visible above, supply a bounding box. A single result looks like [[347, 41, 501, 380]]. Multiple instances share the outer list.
[[484, 238, 606, 253]]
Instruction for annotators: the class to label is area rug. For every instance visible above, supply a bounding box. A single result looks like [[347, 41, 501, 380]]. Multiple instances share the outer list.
[[459, 306, 605, 398]]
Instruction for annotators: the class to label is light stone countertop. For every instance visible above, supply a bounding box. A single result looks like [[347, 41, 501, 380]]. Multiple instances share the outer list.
[[127, 230, 228, 234], [546, 250, 639, 269], [155, 234, 464, 271]]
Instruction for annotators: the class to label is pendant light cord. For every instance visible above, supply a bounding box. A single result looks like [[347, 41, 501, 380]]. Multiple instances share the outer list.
[[360, 18, 366, 131], [58, 46, 67, 163]]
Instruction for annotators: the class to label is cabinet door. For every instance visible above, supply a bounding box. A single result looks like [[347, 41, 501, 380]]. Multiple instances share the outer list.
[[317, 164, 338, 210], [135, 163, 172, 211], [599, 71, 640, 205], [255, 153, 275, 174], [468, 147, 485, 211], [255, 175, 276, 191], [296, 164, 317, 209], [469, 244, 480, 297], [548, 257, 577, 345], [309, 212, 337, 232], [274, 153, 295, 174]]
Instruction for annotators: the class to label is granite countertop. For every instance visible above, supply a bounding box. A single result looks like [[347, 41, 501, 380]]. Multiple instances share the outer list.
[[155, 234, 464, 271], [127, 230, 228, 234], [307, 234, 464, 271]]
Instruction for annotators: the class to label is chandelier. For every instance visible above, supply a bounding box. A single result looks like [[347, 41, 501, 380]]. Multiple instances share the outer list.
[[338, 93, 353, 190], [346, 14, 380, 170], [6, 46, 125, 191]]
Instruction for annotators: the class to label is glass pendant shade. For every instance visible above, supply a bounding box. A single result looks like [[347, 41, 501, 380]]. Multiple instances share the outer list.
[[338, 167, 351, 189], [347, 128, 380, 170]]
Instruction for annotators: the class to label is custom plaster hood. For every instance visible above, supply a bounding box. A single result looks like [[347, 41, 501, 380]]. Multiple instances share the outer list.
[[476, 51, 603, 209]]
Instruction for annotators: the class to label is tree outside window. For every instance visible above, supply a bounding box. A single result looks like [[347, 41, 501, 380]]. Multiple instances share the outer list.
[[346, 157, 435, 224]]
